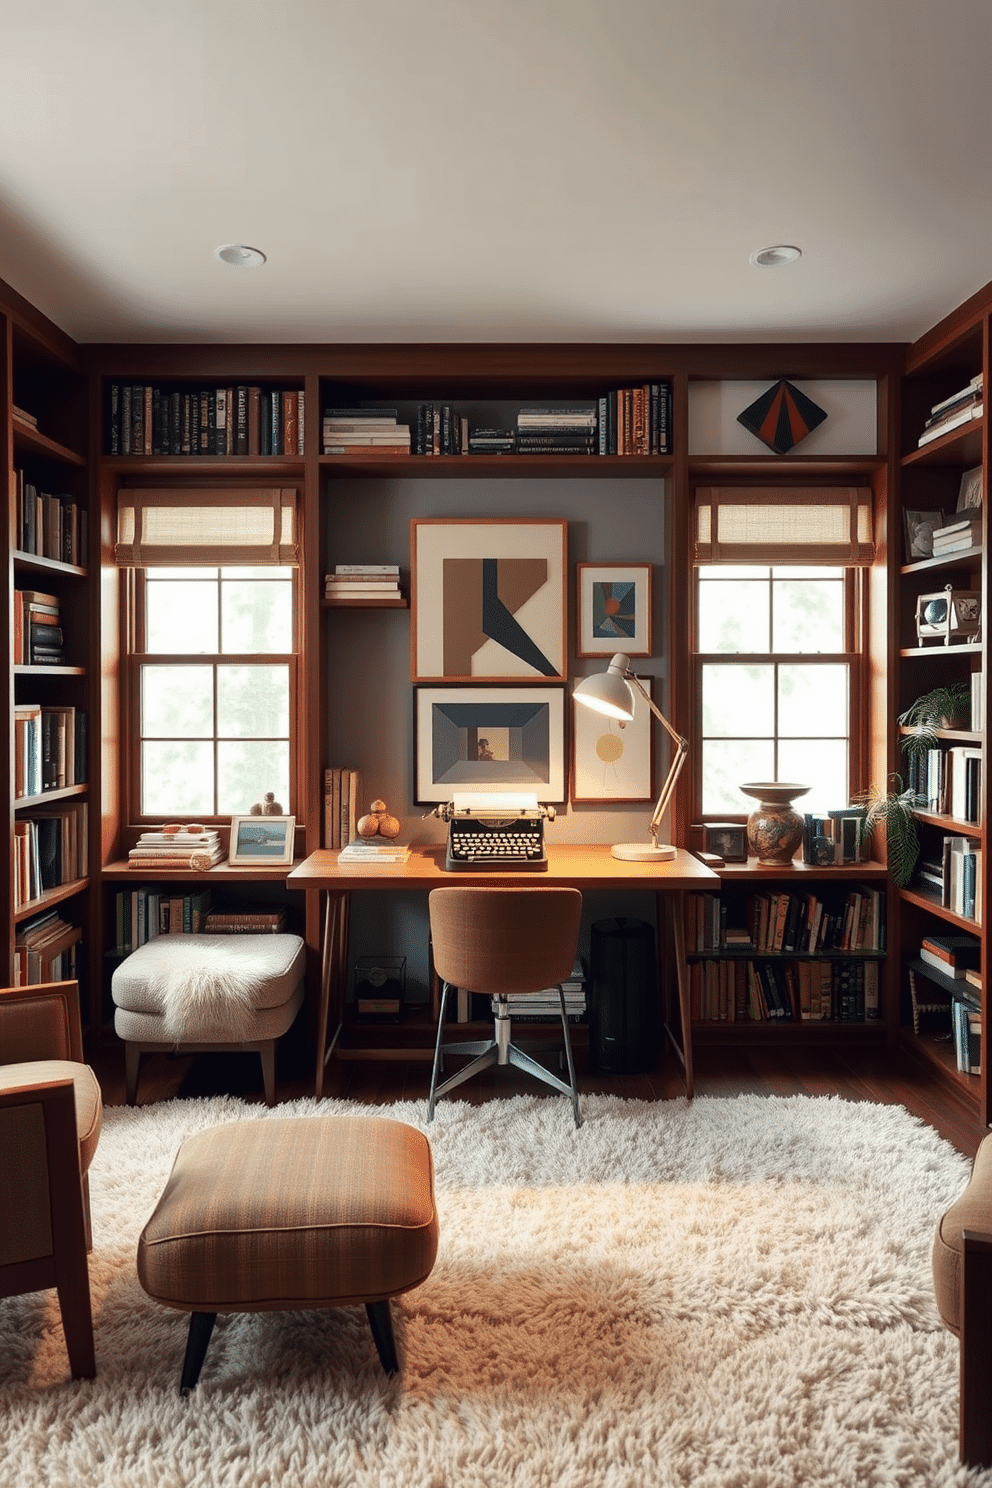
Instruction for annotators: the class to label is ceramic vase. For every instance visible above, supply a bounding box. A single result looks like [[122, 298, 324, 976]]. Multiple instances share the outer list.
[[739, 782, 811, 864]]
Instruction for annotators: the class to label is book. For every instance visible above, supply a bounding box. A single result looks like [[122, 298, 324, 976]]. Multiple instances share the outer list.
[[338, 841, 411, 864]]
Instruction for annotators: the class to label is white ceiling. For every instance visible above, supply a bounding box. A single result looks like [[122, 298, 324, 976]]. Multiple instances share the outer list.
[[1, 0, 990, 346]]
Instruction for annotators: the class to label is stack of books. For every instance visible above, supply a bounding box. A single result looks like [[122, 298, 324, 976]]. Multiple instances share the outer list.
[[322, 407, 410, 455], [204, 908, 288, 934], [13, 589, 64, 666], [918, 372, 983, 446], [515, 405, 597, 455], [337, 838, 411, 865], [487, 957, 586, 1023], [324, 565, 403, 603], [127, 827, 224, 871], [931, 514, 982, 556], [467, 426, 515, 455], [919, 932, 981, 980]]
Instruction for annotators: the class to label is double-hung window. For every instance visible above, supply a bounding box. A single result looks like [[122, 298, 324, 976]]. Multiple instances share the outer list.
[[692, 487, 875, 820], [116, 488, 299, 823]]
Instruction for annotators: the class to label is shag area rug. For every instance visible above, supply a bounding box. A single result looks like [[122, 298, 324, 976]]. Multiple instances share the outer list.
[[1, 1093, 987, 1488]]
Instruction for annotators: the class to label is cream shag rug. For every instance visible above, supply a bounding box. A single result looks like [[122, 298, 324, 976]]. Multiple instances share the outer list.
[[1, 1092, 987, 1488]]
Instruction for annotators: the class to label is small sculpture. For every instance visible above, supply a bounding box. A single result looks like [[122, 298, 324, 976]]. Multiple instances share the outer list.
[[356, 797, 401, 839], [250, 792, 284, 816]]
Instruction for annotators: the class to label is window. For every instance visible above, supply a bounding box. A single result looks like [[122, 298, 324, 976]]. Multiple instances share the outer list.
[[694, 564, 863, 817], [130, 566, 296, 820]]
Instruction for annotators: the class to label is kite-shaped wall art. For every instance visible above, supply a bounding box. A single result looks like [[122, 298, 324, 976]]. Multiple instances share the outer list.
[[737, 379, 827, 454], [411, 518, 567, 682]]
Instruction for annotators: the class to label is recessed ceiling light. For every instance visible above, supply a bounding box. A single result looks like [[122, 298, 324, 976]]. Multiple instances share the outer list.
[[749, 244, 802, 268], [214, 244, 267, 268]]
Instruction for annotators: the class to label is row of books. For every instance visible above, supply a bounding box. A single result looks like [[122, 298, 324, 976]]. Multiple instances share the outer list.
[[14, 473, 87, 566], [692, 957, 880, 1023], [952, 998, 981, 1075], [323, 563, 403, 602], [688, 885, 885, 956], [323, 409, 410, 455], [930, 513, 982, 557], [107, 384, 305, 457], [13, 910, 82, 986], [917, 838, 984, 921], [324, 766, 361, 850], [12, 588, 65, 666], [113, 888, 289, 952], [13, 802, 88, 910], [13, 705, 87, 798], [127, 827, 224, 871], [904, 744, 982, 822], [918, 932, 981, 983], [445, 958, 586, 1024], [917, 372, 983, 447], [801, 808, 867, 866]]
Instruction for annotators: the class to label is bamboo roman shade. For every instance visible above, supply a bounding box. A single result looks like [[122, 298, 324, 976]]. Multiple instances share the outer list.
[[694, 487, 875, 565], [115, 488, 299, 566]]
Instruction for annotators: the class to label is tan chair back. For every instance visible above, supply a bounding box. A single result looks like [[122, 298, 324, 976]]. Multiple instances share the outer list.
[[429, 887, 582, 996]]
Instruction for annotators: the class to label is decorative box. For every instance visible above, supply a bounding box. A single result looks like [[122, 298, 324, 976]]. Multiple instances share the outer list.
[[915, 585, 982, 646], [354, 955, 406, 1022]]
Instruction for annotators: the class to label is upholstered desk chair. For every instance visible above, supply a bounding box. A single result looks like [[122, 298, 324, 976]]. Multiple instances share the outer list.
[[427, 886, 583, 1128], [0, 980, 103, 1379]]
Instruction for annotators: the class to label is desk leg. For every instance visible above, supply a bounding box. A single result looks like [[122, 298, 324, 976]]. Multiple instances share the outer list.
[[658, 888, 694, 1100], [315, 890, 349, 1098]]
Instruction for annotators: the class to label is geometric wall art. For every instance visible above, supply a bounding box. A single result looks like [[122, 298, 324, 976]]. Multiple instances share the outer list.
[[736, 379, 827, 455], [571, 672, 653, 802], [576, 563, 652, 657], [414, 685, 566, 803], [411, 518, 567, 682]]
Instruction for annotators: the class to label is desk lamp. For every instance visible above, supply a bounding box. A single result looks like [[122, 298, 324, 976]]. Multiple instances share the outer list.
[[573, 652, 688, 861]]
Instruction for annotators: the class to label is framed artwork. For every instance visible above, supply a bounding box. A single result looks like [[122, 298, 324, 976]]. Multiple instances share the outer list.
[[576, 563, 653, 657], [957, 465, 984, 512], [571, 673, 653, 802], [414, 686, 566, 804], [228, 814, 296, 866], [411, 518, 567, 682], [903, 509, 944, 562]]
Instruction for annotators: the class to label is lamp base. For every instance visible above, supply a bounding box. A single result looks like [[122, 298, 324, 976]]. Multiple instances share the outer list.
[[611, 842, 677, 862]]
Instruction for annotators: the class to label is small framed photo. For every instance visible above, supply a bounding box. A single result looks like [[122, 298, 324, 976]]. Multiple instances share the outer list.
[[903, 509, 944, 562], [228, 814, 296, 866], [576, 563, 653, 657], [956, 465, 984, 512], [705, 822, 748, 862]]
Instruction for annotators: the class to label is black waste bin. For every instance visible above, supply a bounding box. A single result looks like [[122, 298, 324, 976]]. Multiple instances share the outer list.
[[589, 917, 660, 1074]]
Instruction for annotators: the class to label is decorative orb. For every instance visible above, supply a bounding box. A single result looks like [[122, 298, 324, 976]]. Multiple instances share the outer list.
[[370, 798, 387, 813], [595, 733, 624, 764], [923, 599, 947, 626], [357, 814, 380, 837], [378, 814, 400, 838]]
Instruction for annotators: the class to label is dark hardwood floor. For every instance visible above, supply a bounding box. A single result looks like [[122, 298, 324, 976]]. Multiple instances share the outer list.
[[89, 1026, 984, 1159]]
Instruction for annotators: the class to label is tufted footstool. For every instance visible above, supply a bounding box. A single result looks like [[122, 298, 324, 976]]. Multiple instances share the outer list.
[[137, 1114, 440, 1392], [933, 1131, 992, 1467], [111, 933, 306, 1106]]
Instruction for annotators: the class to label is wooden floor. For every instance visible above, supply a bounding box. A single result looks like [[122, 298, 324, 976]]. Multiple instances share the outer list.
[[90, 1026, 984, 1159]]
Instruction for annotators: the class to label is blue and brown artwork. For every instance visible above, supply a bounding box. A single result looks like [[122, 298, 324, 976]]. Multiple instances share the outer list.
[[591, 580, 636, 641], [443, 557, 557, 677], [737, 379, 827, 454]]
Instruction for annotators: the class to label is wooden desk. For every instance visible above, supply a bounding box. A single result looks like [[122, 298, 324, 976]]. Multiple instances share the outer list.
[[287, 844, 718, 1099]]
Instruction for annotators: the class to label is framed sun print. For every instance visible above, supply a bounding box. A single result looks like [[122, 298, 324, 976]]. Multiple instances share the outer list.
[[228, 814, 296, 866], [414, 686, 566, 804], [576, 563, 653, 657], [410, 518, 567, 683], [572, 672, 653, 802]]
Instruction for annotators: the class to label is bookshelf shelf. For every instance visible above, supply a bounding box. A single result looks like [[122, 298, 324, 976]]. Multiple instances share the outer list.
[[101, 859, 306, 882], [13, 551, 87, 579], [14, 783, 88, 810], [101, 456, 305, 477], [12, 421, 87, 466], [319, 453, 673, 479], [13, 876, 89, 923], [898, 885, 983, 935]]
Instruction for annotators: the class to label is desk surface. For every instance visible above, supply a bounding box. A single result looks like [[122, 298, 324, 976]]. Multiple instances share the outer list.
[[287, 844, 718, 891]]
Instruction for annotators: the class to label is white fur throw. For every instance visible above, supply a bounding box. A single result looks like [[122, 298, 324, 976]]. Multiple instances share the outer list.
[[154, 941, 267, 1043]]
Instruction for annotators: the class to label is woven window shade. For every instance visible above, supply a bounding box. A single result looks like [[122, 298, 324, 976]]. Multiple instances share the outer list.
[[695, 487, 874, 565], [115, 488, 299, 566]]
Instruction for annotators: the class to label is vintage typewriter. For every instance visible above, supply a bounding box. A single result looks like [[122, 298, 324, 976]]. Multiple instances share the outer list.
[[432, 792, 554, 871]]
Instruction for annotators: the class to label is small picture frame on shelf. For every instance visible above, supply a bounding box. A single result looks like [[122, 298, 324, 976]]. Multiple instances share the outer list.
[[228, 814, 296, 866], [704, 822, 748, 863], [956, 465, 984, 513], [575, 563, 653, 657], [903, 509, 944, 562]]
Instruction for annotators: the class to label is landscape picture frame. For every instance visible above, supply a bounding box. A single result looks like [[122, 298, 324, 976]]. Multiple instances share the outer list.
[[571, 671, 653, 802], [228, 814, 296, 866], [410, 518, 567, 683], [576, 563, 653, 657], [414, 685, 566, 804]]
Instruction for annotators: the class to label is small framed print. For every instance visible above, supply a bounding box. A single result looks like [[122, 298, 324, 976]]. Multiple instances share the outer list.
[[576, 563, 653, 657], [956, 465, 984, 512], [705, 822, 748, 863], [414, 685, 566, 804], [228, 814, 296, 866], [903, 509, 944, 562], [572, 673, 653, 802]]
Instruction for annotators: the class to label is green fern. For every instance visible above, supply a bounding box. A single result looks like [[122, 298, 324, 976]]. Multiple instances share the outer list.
[[856, 776, 923, 889]]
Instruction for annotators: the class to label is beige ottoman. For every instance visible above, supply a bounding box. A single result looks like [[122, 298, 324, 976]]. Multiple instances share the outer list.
[[933, 1132, 992, 1467], [137, 1115, 439, 1392], [112, 934, 306, 1107]]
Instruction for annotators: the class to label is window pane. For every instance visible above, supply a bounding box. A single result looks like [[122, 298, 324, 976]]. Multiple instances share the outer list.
[[146, 579, 219, 654], [778, 739, 848, 812], [773, 580, 844, 652], [702, 665, 774, 737], [697, 581, 769, 653], [770, 566, 837, 580], [221, 565, 292, 581], [221, 579, 293, 653], [141, 666, 213, 737], [702, 741, 774, 815], [778, 665, 848, 736], [217, 741, 290, 816], [141, 741, 214, 816], [217, 665, 289, 737]]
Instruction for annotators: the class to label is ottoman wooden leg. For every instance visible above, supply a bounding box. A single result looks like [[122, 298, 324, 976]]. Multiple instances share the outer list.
[[365, 1300, 398, 1375], [125, 1044, 142, 1107], [180, 1311, 217, 1395]]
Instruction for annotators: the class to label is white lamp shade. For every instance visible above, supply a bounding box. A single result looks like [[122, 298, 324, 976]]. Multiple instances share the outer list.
[[573, 654, 636, 721]]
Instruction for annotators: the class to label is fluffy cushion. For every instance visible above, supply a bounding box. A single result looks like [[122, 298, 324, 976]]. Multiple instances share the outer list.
[[154, 941, 267, 1043]]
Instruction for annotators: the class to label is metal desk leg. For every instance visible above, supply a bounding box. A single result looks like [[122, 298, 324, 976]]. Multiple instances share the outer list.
[[315, 890, 349, 1097], [658, 888, 694, 1099]]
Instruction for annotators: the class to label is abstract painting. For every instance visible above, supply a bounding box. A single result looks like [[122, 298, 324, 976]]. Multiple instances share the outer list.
[[736, 379, 827, 454], [414, 686, 566, 803], [576, 563, 652, 657], [572, 673, 653, 802], [411, 519, 567, 681]]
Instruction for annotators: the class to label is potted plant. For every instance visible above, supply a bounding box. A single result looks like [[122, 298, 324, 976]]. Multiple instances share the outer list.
[[898, 681, 970, 765], [856, 775, 924, 888]]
